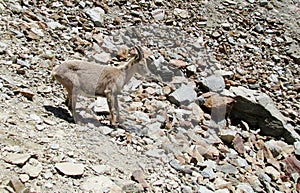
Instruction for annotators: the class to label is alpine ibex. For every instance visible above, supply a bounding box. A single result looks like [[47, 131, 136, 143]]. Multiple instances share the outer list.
[[52, 46, 148, 126]]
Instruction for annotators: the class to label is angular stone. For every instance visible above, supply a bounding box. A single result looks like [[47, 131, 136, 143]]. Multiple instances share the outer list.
[[100, 126, 114, 135], [217, 163, 239, 174], [151, 9, 165, 21], [145, 149, 165, 158], [55, 162, 85, 176], [85, 7, 105, 27], [19, 174, 30, 183], [214, 177, 232, 190], [198, 185, 214, 193], [236, 183, 254, 193], [188, 102, 204, 125], [264, 166, 280, 180], [91, 165, 111, 174], [93, 97, 109, 114], [22, 159, 42, 178], [14, 89, 35, 100], [219, 129, 237, 143], [146, 122, 163, 140], [230, 86, 300, 144], [46, 21, 64, 30], [92, 52, 111, 64], [196, 141, 220, 160], [0, 41, 8, 54], [203, 94, 234, 124], [283, 156, 300, 175], [168, 84, 197, 106], [215, 189, 230, 193], [232, 135, 245, 154], [174, 8, 189, 19], [169, 160, 193, 174], [201, 167, 216, 179], [181, 185, 193, 193], [169, 59, 187, 68], [81, 176, 122, 192], [291, 53, 300, 64], [295, 141, 300, 156], [265, 140, 294, 157], [199, 75, 225, 92], [132, 170, 149, 188], [8, 178, 25, 193]]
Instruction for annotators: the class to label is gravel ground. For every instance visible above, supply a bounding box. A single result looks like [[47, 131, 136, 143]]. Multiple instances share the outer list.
[[0, 0, 299, 192]]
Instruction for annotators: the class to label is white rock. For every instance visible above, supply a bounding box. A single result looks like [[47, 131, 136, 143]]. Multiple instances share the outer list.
[[174, 8, 189, 18], [92, 52, 111, 64], [169, 84, 197, 105], [4, 153, 31, 165], [47, 21, 64, 30], [85, 7, 105, 27], [19, 174, 30, 183], [22, 160, 42, 178], [100, 126, 114, 135], [237, 183, 254, 193], [55, 162, 85, 176], [264, 166, 280, 180], [188, 102, 204, 124], [81, 176, 122, 192], [91, 165, 111, 174], [295, 141, 300, 156], [152, 9, 165, 21], [198, 185, 214, 193], [215, 189, 230, 193], [93, 97, 110, 113]]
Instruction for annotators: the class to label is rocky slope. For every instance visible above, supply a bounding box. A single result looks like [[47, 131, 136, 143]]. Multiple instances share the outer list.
[[0, 0, 299, 192]]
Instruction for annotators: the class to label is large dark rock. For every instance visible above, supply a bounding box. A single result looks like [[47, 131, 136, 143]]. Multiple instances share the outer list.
[[229, 86, 299, 144]]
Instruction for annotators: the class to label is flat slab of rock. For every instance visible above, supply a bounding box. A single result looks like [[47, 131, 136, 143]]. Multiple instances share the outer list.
[[4, 153, 31, 165], [23, 161, 42, 178], [55, 162, 85, 176], [229, 86, 300, 144], [93, 97, 110, 114], [199, 74, 225, 92], [168, 84, 197, 106], [81, 176, 122, 192]]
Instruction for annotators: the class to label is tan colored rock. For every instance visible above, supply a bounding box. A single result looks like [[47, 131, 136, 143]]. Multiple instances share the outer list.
[[132, 170, 149, 188], [4, 153, 31, 165], [264, 166, 281, 180], [55, 162, 85, 176], [232, 135, 245, 154], [169, 59, 187, 68], [8, 178, 25, 193], [81, 176, 122, 192]]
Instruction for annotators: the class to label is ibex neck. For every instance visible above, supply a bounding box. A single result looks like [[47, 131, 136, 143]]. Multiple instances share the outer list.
[[122, 57, 138, 83]]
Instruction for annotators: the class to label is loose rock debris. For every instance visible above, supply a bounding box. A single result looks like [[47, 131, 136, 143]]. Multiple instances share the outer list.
[[0, 0, 299, 192]]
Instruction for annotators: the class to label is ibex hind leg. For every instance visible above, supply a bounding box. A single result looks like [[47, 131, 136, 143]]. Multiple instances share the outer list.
[[105, 90, 118, 127]]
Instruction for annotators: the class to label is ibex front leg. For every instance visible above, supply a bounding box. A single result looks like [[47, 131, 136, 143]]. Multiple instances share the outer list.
[[71, 88, 80, 124]]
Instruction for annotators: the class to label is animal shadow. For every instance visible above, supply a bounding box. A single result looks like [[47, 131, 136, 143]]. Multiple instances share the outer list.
[[44, 105, 74, 123], [44, 105, 103, 127]]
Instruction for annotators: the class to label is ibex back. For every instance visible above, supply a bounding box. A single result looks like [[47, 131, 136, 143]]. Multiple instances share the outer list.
[[52, 46, 148, 126]]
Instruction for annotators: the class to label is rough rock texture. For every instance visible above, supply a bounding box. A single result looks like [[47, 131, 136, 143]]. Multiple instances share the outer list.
[[230, 86, 300, 143], [0, 0, 299, 192]]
